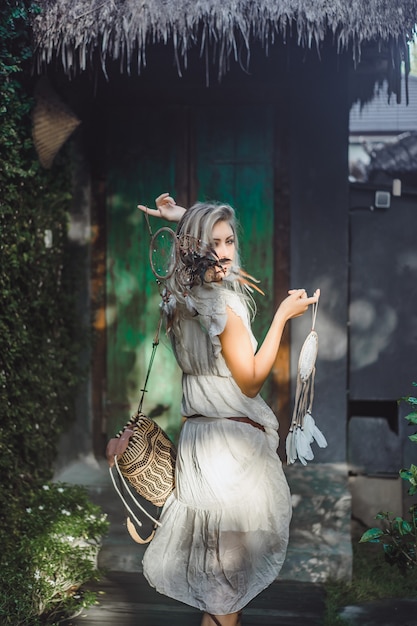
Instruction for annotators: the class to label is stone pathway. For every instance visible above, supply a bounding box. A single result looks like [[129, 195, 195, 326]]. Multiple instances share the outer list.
[[63, 574, 326, 625], [57, 457, 353, 583], [56, 455, 417, 625]]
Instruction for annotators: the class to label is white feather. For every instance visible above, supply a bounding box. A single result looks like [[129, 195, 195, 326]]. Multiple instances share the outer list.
[[302, 412, 316, 443], [302, 411, 328, 452], [312, 424, 328, 448], [295, 427, 314, 465], [286, 430, 297, 465]]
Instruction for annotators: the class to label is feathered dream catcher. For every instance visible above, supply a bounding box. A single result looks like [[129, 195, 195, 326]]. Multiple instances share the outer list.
[[149, 226, 264, 294], [286, 300, 327, 465]]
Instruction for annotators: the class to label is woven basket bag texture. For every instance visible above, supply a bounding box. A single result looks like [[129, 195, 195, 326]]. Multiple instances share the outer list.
[[116, 413, 176, 508]]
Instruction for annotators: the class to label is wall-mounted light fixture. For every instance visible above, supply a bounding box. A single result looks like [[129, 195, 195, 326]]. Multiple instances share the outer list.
[[374, 190, 391, 209], [392, 179, 402, 197]]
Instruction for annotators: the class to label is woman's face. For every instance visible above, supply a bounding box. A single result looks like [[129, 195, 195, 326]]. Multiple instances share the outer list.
[[211, 220, 236, 276]]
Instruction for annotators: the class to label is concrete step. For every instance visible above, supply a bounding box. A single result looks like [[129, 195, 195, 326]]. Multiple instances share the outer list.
[[282, 463, 352, 582], [63, 572, 326, 626]]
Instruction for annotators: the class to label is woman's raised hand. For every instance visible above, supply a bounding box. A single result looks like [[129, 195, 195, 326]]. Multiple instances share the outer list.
[[137, 192, 186, 222], [277, 288, 320, 322]]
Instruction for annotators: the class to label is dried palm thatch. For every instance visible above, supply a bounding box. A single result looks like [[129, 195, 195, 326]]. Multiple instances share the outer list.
[[31, 0, 416, 82]]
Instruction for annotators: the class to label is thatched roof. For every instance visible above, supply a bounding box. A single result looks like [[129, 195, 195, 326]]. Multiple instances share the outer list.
[[31, 0, 416, 81]]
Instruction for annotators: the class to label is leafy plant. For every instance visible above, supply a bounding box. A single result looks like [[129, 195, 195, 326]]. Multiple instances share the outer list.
[[325, 527, 417, 625], [0, 482, 109, 625], [360, 383, 417, 573], [0, 4, 108, 623]]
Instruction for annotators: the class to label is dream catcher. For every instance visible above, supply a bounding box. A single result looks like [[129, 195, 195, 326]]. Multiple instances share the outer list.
[[149, 225, 264, 294], [286, 299, 327, 465]]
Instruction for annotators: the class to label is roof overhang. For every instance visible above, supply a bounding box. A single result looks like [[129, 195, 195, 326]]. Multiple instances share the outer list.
[[31, 1, 416, 90]]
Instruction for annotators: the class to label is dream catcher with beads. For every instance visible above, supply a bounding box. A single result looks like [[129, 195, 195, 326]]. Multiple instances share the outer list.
[[286, 300, 327, 465]]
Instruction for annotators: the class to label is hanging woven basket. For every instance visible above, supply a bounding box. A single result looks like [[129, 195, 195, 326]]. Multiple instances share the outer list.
[[32, 77, 81, 169]]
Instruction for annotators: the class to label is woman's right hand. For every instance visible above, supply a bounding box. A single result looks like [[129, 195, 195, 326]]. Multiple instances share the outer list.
[[137, 192, 186, 222], [277, 288, 320, 322]]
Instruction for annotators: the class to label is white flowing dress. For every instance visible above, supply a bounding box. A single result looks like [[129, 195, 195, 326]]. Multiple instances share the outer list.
[[142, 283, 292, 615]]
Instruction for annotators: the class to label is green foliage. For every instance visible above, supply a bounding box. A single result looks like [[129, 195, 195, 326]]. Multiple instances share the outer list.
[[0, 482, 109, 625], [0, 3, 108, 623], [359, 384, 417, 574], [324, 530, 417, 625], [1, 1, 79, 489]]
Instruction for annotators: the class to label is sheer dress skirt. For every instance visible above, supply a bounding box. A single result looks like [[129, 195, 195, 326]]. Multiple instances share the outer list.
[[142, 416, 292, 615]]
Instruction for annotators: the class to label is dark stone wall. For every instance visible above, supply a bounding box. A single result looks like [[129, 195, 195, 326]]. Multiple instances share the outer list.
[[348, 184, 417, 476]]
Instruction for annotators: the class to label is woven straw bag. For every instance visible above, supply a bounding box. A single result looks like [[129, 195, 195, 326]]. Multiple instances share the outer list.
[[107, 411, 176, 544], [115, 412, 176, 508]]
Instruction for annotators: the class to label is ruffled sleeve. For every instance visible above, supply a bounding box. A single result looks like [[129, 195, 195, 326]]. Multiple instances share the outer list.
[[186, 284, 252, 358]]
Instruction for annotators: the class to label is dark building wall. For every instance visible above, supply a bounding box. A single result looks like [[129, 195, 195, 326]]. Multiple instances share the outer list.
[[289, 48, 350, 462], [348, 184, 417, 477]]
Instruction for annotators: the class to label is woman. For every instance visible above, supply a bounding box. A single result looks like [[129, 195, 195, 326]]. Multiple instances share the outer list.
[[137, 193, 320, 626]]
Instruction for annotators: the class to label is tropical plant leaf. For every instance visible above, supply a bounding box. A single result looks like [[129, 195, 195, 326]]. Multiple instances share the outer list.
[[400, 469, 413, 481], [360, 528, 384, 543], [405, 411, 417, 424], [393, 518, 413, 535], [375, 512, 390, 520]]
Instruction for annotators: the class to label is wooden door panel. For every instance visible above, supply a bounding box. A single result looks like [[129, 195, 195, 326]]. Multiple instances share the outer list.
[[195, 105, 275, 402], [195, 107, 274, 334], [106, 107, 182, 438]]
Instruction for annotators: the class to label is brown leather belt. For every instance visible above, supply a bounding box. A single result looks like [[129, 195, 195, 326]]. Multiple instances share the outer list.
[[187, 414, 265, 432]]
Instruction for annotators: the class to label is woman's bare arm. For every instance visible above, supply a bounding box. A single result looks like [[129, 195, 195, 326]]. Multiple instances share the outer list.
[[220, 289, 320, 397]]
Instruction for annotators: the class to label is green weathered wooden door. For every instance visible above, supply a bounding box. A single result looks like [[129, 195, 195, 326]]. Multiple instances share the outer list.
[[106, 104, 274, 438], [106, 107, 183, 439], [195, 105, 274, 346]]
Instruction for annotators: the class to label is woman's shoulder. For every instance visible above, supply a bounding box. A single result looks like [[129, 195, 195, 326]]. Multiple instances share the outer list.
[[190, 283, 249, 322]]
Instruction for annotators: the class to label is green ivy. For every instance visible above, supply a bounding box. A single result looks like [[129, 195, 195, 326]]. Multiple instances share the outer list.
[[0, 0, 80, 490], [0, 3, 104, 622]]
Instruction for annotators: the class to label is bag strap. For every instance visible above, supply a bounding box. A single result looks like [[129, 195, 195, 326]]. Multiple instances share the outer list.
[[136, 210, 165, 414], [109, 457, 162, 527], [137, 314, 163, 414]]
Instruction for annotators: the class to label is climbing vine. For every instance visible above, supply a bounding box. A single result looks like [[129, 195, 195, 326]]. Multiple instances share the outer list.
[[0, 0, 82, 525]]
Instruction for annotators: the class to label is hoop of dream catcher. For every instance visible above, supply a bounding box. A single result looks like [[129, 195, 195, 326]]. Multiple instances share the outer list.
[[149, 226, 177, 280], [286, 299, 327, 465]]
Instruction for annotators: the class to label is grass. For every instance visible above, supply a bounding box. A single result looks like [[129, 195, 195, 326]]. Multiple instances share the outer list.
[[323, 520, 417, 625]]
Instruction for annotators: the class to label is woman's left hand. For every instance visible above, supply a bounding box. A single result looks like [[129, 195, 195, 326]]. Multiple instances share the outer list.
[[278, 288, 320, 321]]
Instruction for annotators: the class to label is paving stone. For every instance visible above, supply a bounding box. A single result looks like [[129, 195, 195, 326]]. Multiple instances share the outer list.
[[339, 598, 417, 626]]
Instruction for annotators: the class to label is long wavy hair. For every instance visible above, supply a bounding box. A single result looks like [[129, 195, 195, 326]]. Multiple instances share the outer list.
[[164, 201, 254, 321]]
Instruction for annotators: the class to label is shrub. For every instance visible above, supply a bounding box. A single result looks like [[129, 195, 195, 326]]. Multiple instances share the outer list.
[[0, 482, 109, 625], [0, 4, 108, 623], [360, 383, 417, 573]]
